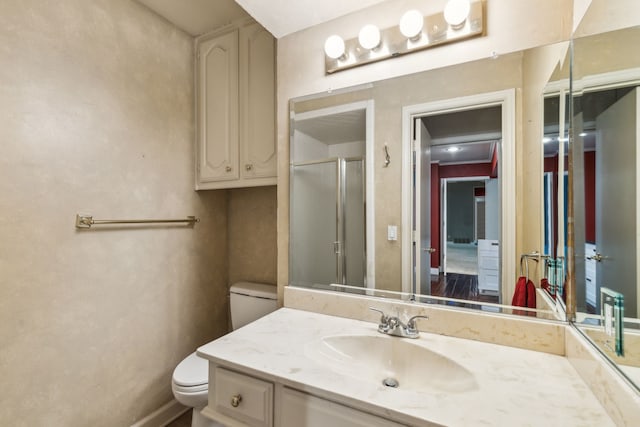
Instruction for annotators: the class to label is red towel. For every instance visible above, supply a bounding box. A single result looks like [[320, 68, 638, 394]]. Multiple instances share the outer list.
[[540, 278, 554, 299], [512, 276, 536, 315]]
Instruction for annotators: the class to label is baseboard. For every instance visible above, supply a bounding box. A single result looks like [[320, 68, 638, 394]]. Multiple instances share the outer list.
[[130, 399, 189, 427]]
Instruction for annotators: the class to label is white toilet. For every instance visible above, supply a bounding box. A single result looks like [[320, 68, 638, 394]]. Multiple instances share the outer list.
[[172, 282, 277, 427]]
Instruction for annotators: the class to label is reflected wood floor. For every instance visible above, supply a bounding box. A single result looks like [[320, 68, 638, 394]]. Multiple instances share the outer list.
[[431, 273, 499, 304]]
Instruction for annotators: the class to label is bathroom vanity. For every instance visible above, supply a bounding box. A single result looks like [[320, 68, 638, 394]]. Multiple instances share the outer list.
[[197, 307, 613, 426]]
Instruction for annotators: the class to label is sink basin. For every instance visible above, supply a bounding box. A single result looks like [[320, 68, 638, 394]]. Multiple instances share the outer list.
[[305, 334, 477, 393]]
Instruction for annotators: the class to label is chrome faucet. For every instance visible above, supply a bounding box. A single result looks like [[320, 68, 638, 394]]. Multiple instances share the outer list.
[[369, 307, 429, 339]]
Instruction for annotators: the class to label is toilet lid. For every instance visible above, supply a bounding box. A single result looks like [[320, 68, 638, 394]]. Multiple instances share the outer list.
[[230, 282, 277, 300], [172, 352, 208, 387]]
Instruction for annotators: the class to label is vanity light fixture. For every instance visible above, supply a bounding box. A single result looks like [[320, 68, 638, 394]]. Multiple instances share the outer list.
[[399, 10, 424, 40], [444, 0, 472, 28], [324, 0, 484, 74], [359, 24, 381, 50], [324, 35, 346, 59]]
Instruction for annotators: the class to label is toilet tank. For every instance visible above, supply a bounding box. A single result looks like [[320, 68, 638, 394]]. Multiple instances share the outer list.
[[230, 282, 277, 330]]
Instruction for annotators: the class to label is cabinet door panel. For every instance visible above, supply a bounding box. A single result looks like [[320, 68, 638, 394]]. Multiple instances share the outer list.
[[214, 367, 273, 427], [240, 23, 276, 179], [197, 30, 239, 183], [280, 387, 406, 427]]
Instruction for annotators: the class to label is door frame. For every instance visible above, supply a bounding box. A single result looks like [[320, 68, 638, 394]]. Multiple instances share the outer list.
[[401, 89, 516, 300]]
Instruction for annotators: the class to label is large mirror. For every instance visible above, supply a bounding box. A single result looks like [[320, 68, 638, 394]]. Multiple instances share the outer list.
[[571, 21, 640, 392], [289, 38, 571, 321]]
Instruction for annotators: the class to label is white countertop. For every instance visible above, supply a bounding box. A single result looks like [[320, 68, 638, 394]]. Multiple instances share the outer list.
[[197, 308, 613, 427]]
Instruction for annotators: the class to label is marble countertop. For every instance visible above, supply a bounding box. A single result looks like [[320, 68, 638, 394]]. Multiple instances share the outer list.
[[197, 308, 613, 427]]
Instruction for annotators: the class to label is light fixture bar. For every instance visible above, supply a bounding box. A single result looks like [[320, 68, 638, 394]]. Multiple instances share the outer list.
[[325, 0, 484, 74]]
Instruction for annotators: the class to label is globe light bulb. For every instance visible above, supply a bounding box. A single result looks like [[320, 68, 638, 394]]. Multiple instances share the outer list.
[[400, 10, 424, 39], [358, 24, 381, 50], [444, 0, 471, 28], [324, 35, 345, 59]]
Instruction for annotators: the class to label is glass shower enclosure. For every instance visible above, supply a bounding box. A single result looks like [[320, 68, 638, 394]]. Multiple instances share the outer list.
[[290, 157, 366, 289]]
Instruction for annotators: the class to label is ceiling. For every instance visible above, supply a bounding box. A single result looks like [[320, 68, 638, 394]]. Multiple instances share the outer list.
[[136, 0, 249, 36], [431, 141, 496, 165], [295, 110, 366, 145], [422, 106, 501, 165], [235, 0, 388, 38], [137, 0, 387, 37]]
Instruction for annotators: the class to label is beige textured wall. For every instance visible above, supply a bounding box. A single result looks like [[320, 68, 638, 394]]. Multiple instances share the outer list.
[[574, 0, 640, 37], [278, 0, 573, 299], [228, 186, 277, 286], [0, 1, 229, 426]]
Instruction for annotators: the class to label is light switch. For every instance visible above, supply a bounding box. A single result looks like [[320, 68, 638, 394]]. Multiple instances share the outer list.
[[387, 225, 398, 241]]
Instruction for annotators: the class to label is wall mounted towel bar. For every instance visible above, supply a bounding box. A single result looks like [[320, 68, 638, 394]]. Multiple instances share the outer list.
[[75, 214, 199, 229]]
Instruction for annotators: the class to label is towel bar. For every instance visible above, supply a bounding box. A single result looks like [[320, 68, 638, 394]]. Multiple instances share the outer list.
[[75, 214, 199, 229]]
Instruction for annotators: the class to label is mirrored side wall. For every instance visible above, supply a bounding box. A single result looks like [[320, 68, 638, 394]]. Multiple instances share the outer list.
[[570, 23, 640, 392]]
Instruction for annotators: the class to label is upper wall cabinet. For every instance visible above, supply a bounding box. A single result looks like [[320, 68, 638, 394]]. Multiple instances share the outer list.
[[195, 20, 276, 190]]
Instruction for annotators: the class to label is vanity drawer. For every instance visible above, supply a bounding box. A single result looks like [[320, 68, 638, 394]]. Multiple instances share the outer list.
[[280, 387, 407, 427], [213, 367, 273, 427]]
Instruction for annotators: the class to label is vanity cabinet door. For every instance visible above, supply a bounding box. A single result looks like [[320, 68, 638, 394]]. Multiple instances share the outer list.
[[213, 367, 273, 427], [279, 387, 407, 427]]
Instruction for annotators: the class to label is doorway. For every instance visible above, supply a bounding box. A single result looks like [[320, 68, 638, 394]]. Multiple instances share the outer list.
[[401, 90, 516, 304], [418, 108, 501, 302], [575, 86, 640, 317], [443, 178, 488, 276]]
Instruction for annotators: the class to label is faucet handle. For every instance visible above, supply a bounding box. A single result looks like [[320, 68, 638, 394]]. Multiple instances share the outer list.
[[369, 307, 390, 332], [406, 315, 429, 332], [369, 307, 388, 322]]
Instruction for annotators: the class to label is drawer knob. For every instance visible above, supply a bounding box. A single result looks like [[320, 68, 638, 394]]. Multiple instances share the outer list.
[[231, 394, 242, 408], [225, 166, 232, 172], [245, 164, 253, 171]]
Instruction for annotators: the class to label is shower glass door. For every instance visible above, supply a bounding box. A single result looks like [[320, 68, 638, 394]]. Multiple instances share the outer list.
[[290, 158, 366, 289], [290, 159, 340, 287]]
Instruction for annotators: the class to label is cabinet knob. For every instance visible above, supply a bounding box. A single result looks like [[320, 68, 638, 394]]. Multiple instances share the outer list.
[[245, 164, 253, 171], [231, 394, 242, 407], [225, 166, 232, 172]]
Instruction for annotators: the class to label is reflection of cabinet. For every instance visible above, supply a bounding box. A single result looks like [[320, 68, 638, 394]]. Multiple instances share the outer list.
[[195, 20, 276, 190], [585, 243, 597, 308], [478, 239, 499, 294], [202, 364, 403, 427]]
